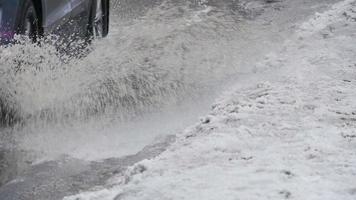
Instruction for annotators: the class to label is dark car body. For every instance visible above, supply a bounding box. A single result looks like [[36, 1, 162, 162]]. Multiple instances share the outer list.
[[0, 0, 100, 44]]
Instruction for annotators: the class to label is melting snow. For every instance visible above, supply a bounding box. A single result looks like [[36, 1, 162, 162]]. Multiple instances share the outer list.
[[65, 0, 356, 199]]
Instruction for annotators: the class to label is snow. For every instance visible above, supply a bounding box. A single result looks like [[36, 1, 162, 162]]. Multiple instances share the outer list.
[[64, 0, 356, 199]]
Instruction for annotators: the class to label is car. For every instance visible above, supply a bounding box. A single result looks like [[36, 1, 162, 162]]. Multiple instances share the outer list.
[[0, 0, 109, 45]]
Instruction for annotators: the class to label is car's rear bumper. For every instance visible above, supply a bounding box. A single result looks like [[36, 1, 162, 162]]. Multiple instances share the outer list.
[[0, 0, 21, 45]]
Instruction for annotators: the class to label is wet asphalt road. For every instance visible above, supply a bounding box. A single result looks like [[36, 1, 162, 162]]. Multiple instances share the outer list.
[[0, 135, 174, 200]]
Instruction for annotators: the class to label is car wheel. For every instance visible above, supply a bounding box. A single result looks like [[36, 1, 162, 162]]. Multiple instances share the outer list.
[[17, 0, 40, 42], [88, 0, 109, 40]]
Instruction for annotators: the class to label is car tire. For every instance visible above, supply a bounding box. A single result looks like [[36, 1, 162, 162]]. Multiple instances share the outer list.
[[17, 0, 41, 42], [87, 0, 109, 40]]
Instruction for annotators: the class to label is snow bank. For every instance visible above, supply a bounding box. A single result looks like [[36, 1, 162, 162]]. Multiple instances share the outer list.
[[64, 0, 356, 199]]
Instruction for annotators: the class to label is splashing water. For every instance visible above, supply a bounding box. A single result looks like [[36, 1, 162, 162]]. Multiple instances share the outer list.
[[0, 0, 273, 164], [0, 0, 248, 127]]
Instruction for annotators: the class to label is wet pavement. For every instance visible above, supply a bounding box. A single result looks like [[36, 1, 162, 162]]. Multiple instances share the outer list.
[[0, 135, 174, 200]]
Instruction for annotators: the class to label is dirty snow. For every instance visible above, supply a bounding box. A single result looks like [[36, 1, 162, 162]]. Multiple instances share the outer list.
[[64, 0, 356, 199]]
